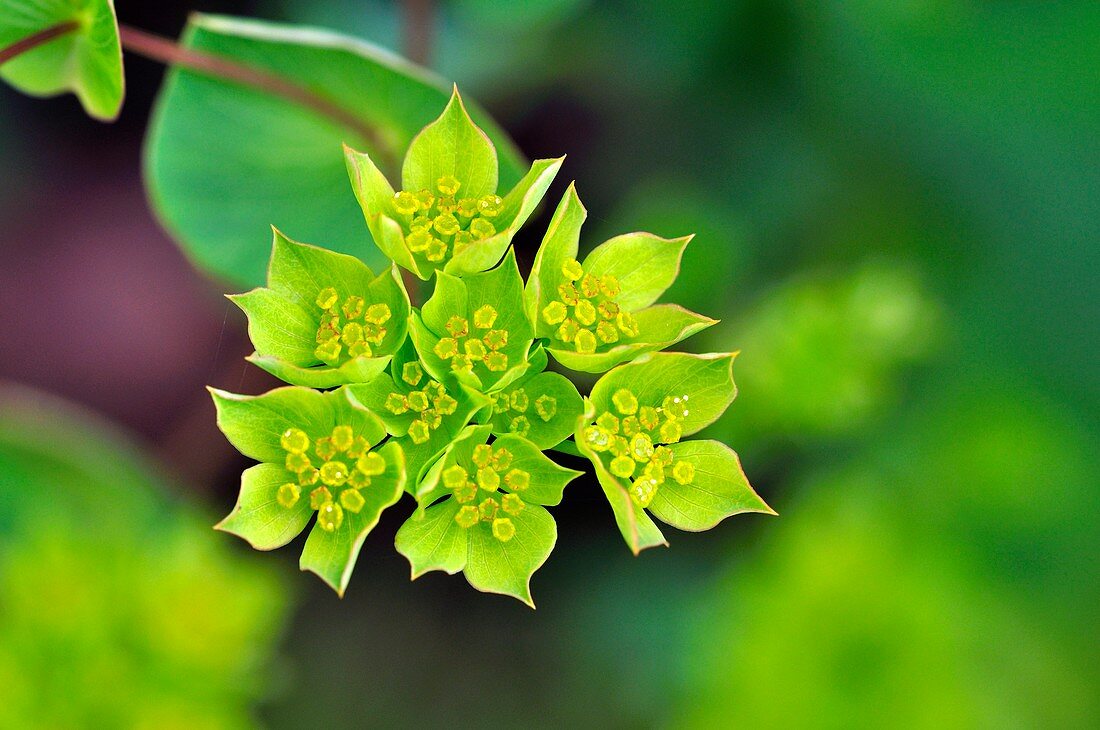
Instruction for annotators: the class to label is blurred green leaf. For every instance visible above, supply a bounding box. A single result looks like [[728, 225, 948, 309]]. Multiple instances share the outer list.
[[0, 0, 123, 120], [145, 14, 527, 288], [0, 385, 287, 727]]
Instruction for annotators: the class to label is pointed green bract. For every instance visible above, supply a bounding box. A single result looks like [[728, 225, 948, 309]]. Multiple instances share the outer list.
[[146, 14, 528, 288], [0, 0, 123, 120], [394, 426, 574, 606], [588, 352, 739, 438], [299, 441, 407, 596], [576, 421, 668, 555], [648, 440, 774, 531], [210, 386, 333, 464], [402, 87, 498, 200], [231, 230, 410, 388], [395, 498, 467, 577], [581, 232, 693, 312], [549, 304, 717, 373], [525, 183, 587, 325], [216, 463, 314, 550], [464, 504, 555, 608]]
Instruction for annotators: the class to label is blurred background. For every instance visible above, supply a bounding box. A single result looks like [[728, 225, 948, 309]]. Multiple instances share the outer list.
[[1, 0, 1096, 726]]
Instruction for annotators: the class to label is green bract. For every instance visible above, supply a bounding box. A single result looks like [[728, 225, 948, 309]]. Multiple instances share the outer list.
[[207, 91, 771, 605], [576, 352, 774, 554], [211, 385, 406, 595], [0, 0, 124, 120], [346, 86, 563, 280], [395, 425, 580, 606], [230, 229, 411, 388], [525, 184, 717, 373]]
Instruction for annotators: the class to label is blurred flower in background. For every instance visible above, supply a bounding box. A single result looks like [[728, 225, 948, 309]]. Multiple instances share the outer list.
[[0, 0, 1095, 726]]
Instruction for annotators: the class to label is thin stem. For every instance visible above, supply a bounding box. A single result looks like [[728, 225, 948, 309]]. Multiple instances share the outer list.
[[117, 24, 398, 173], [401, 0, 434, 66], [0, 21, 80, 66]]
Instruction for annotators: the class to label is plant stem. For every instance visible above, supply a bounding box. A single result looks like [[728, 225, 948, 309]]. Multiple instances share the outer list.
[[117, 24, 398, 173], [0, 21, 80, 66], [401, 0, 434, 66]]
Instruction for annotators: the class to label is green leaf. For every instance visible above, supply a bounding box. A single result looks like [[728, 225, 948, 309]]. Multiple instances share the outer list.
[[647, 440, 775, 531], [402, 86, 498, 200], [576, 429, 668, 555], [412, 249, 534, 392], [581, 232, 692, 311], [589, 352, 739, 438], [485, 370, 584, 449], [231, 230, 410, 388], [548, 304, 717, 373], [146, 13, 527, 288], [0, 0, 123, 120], [215, 463, 313, 550], [525, 183, 587, 330], [464, 503, 556, 608], [394, 497, 467, 577], [299, 440, 406, 596]]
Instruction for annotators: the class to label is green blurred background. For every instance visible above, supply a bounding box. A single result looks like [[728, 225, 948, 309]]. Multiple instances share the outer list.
[[0, 0, 1096, 726]]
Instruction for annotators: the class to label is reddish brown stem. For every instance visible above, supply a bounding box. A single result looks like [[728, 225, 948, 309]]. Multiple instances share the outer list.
[[117, 24, 397, 173], [0, 21, 80, 66]]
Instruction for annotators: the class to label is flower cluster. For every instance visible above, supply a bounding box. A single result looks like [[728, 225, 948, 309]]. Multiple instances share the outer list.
[[213, 88, 771, 605]]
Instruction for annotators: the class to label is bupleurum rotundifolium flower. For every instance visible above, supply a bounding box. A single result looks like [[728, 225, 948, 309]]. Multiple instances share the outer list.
[[231, 229, 410, 389], [441, 440, 531, 543], [577, 352, 774, 555], [540, 257, 636, 354], [381, 359, 459, 446], [276, 422, 391, 532], [579, 387, 695, 508], [346, 86, 563, 280], [525, 184, 716, 373]]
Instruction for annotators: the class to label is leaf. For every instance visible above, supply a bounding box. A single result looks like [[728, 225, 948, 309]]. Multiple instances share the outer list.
[[146, 13, 527, 288], [548, 304, 717, 373], [215, 463, 313, 549], [402, 86, 498, 200], [647, 440, 775, 531], [247, 353, 393, 390], [0, 0, 123, 120], [588, 352, 739, 438], [486, 371, 584, 449], [394, 497, 467, 577], [577, 430, 667, 555], [525, 183, 587, 333], [299, 440, 406, 596], [582, 232, 692, 311], [464, 503, 556, 608]]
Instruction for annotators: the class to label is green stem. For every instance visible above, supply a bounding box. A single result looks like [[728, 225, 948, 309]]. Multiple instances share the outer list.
[[549, 439, 583, 459], [0, 21, 80, 66], [117, 24, 399, 174]]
